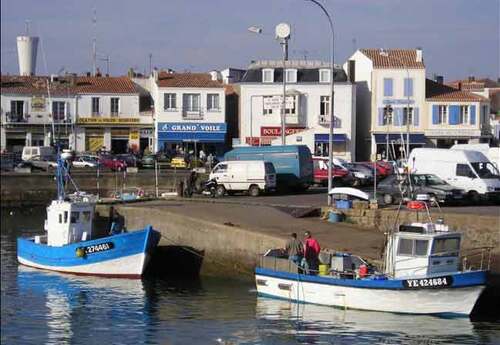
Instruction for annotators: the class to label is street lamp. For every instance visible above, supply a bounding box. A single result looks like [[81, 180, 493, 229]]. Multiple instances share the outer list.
[[305, 0, 335, 206], [275, 23, 291, 145]]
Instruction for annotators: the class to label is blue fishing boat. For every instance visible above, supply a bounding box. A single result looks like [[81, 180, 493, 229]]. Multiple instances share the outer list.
[[17, 151, 160, 278]]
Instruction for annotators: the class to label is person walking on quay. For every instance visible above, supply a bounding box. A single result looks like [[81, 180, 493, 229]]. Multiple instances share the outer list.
[[303, 231, 321, 275], [285, 233, 303, 269]]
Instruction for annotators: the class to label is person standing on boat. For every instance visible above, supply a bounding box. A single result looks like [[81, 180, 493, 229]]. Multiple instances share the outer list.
[[303, 231, 321, 275], [285, 233, 303, 269]]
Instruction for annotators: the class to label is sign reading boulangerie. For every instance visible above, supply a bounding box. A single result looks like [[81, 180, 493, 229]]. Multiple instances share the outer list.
[[260, 127, 305, 137]]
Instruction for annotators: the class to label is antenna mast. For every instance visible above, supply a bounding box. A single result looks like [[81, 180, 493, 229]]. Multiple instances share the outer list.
[[92, 8, 97, 76]]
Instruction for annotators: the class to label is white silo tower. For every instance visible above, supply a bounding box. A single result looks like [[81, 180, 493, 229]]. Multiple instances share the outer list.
[[17, 35, 39, 76]]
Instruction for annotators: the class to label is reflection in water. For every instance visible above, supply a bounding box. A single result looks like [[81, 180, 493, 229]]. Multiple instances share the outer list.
[[2, 207, 500, 345]]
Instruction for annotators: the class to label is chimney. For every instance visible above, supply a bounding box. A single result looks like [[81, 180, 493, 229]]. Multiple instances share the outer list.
[[86, 71, 91, 77], [468, 75, 475, 82], [415, 47, 423, 63], [209, 70, 221, 81], [435, 75, 444, 84], [348, 60, 355, 83], [152, 68, 159, 82]]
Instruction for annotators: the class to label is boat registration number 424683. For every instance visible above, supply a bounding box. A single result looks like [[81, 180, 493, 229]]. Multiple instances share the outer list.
[[403, 276, 453, 289], [84, 242, 115, 254]]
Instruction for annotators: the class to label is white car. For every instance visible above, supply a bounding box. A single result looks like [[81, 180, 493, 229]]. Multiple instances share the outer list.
[[72, 156, 99, 168]]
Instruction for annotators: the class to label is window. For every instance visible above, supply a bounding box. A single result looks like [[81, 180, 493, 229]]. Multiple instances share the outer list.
[[91, 97, 100, 115], [398, 238, 413, 255], [52, 101, 65, 121], [262, 69, 274, 83], [182, 94, 201, 112], [285, 96, 296, 115], [438, 105, 447, 124], [59, 214, 62, 224], [319, 69, 330, 83], [456, 164, 474, 177], [10, 100, 24, 116], [404, 78, 414, 97], [285, 69, 297, 83], [164, 93, 177, 110], [213, 163, 227, 173], [320, 96, 330, 116], [459, 105, 469, 124], [384, 78, 393, 97], [64, 211, 68, 223], [263, 96, 274, 115], [432, 238, 460, 256], [82, 211, 91, 223], [207, 94, 220, 111], [110, 98, 119, 116], [402, 107, 413, 125], [471, 162, 500, 179], [71, 212, 80, 224], [415, 240, 429, 256]]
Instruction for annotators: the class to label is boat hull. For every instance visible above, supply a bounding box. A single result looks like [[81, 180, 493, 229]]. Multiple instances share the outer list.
[[17, 226, 160, 278], [255, 268, 486, 316]]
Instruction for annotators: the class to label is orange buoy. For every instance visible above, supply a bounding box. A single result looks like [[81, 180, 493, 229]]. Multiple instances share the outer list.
[[407, 200, 426, 210], [359, 264, 368, 278]]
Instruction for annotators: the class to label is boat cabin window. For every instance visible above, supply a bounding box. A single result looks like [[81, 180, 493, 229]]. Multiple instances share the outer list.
[[59, 214, 62, 224], [432, 238, 460, 256], [64, 211, 68, 223], [71, 212, 80, 224], [397, 238, 429, 256], [82, 211, 91, 223]]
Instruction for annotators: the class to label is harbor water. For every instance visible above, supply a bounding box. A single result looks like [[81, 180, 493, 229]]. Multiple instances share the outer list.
[[1, 207, 499, 345]]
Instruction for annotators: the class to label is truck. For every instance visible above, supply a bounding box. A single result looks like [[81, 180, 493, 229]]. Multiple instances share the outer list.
[[209, 160, 276, 197], [223, 145, 313, 191], [408, 148, 500, 202], [450, 144, 500, 169]]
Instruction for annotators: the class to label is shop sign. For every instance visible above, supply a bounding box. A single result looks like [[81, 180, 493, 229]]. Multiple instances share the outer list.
[[382, 99, 415, 105], [260, 126, 305, 137], [31, 96, 46, 111], [78, 117, 140, 125], [129, 130, 139, 140], [158, 123, 227, 133], [424, 129, 480, 137], [263, 95, 295, 110], [140, 129, 153, 136]]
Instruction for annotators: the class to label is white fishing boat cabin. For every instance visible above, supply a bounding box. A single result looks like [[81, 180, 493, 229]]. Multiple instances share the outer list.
[[385, 222, 461, 278], [44, 194, 96, 246]]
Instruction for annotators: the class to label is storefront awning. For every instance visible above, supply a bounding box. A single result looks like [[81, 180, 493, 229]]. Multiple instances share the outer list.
[[157, 122, 226, 143], [374, 133, 426, 144], [314, 134, 347, 143]]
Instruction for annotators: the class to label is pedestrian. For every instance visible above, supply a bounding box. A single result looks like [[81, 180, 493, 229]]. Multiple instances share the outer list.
[[303, 231, 321, 275], [199, 149, 206, 162], [285, 233, 303, 269]]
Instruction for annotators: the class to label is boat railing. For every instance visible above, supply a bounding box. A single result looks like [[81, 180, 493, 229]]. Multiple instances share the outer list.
[[461, 246, 494, 271]]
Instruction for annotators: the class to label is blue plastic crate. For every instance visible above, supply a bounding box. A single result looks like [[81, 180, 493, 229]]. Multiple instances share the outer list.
[[335, 199, 352, 209]]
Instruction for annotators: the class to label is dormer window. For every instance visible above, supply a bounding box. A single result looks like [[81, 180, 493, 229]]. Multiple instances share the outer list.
[[262, 69, 274, 83], [319, 69, 330, 83], [285, 69, 297, 83]]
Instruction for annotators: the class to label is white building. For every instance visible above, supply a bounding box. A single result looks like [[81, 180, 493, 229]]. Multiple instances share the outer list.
[[150, 71, 227, 155], [346, 49, 427, 161], [238, 60, 356, 160], [1, 75, 77, 151]]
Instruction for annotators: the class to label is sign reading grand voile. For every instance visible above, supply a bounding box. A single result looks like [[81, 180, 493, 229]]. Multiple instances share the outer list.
[[159, 123, 226, 133]]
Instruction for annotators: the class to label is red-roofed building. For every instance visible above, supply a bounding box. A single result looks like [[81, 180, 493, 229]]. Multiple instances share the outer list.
[[346, 48, 427, 160], [151, 70, 227, 156]]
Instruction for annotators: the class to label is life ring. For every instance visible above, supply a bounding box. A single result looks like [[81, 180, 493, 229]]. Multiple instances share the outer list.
[[407, 200, 426, 210]]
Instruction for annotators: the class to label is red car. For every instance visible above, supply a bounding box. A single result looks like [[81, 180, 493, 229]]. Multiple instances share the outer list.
[[313, 157, 352, 186], [99, 155, 127, 171], [360, 161, 393, 178]]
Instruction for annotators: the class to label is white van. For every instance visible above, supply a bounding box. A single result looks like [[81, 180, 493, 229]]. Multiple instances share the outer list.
[[451, 144, 500, 169], [409, 148, 500, 201], [209, 160, 276, 197], [22, 146, 54, 161]]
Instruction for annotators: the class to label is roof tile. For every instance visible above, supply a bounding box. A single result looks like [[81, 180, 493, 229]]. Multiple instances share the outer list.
[[360, 48, 425, 69], [426, 79, 487, 102], [156, 72, 223, 88]]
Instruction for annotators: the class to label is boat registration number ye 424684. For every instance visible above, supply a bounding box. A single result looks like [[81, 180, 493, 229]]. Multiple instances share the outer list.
[[83, 242, 114, 254], [403, 276, 453, 289]]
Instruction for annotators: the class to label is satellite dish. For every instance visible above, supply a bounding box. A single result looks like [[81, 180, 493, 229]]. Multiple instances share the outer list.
[[275, 23, 291, 39]]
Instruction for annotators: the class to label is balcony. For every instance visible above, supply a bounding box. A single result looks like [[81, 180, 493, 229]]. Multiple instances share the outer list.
[[182, 108, 204, 120], [5, 112, 27, 123]]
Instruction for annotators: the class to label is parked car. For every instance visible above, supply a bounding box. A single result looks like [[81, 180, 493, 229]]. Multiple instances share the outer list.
[[377, 173, 465, 205], [72, 155, 99, 168], [312, 157, 352, 186], [360, 161, 394, 178], [22, 146, 54, 161], [25, 155, 58, 171], [345, 162, 375, 186], [409, 148, 500, 202], [139, 154, 156, 169], [115, 153, 138, 168], [209, 160, 276, 197], [99, 155, 127, 171]]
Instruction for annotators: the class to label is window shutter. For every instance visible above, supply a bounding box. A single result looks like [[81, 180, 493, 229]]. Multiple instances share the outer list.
[[432, 105, 439, 124], [384, 78, 393, 97], [378, 108, 384, 125], [394, 108, 402, 126], [413, 107, 419, 126], [449, 105, 460, 125], [470, 105, 476, 125], [404, 78, 413, 97]]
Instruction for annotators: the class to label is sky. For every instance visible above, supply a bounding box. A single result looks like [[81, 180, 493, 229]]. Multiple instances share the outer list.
[[1, 0, 499, 81]]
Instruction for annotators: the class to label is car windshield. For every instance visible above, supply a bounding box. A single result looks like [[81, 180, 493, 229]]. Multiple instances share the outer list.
[[471, 162, 500, 179], [425, 174, 447, 186]]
